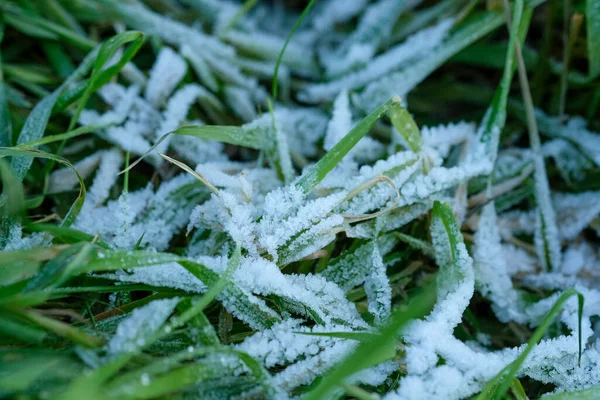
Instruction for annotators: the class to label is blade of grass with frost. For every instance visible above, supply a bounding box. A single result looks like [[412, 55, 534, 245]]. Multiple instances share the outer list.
[[123, 125, 267, 175], [79, 251, 182, 274], [0, 3, 95, 50], [271, 0, 316, 99], [476, 288, 584, 400], [304, 282, 436, 400], [0, 147, 85, 228], [295, 96, 402, 194], [587, 0, 600, 77], [178, 259, 281, 329], [394, 232, 435, 257], [357, 0, 543, 110]]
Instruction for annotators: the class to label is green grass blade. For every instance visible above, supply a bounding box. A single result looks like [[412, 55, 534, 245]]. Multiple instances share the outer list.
[[170, 244, 241, 329], [587, 0, 600, 77], [0, 147, 86, 227], [174, 125, 261, 148], [3, 307, 104, 348], [272, 0, 316, 99], [389, 104, 422, 153]]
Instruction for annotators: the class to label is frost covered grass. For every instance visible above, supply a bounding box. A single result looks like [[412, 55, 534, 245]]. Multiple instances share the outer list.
[[1, 0, 600, 399]]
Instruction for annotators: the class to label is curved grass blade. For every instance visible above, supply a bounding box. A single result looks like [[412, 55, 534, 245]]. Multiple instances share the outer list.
[[543, 385, 600, 400], [67, 30, 145, 131], [472, 1, 532, 164], [272, 0, 316, 99], [0, 147, 85, 227]]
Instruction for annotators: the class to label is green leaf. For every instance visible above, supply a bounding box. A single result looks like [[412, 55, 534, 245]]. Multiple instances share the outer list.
[[587, 0, 600, 77], [174, 125, 261, 149], [25, 223, 112, 249], [0, 313, 47, 344], [295, 96, 401, 194], [389, 104, 422, 153], [4, 307, 104, 348], [0, 352, 66, 392]]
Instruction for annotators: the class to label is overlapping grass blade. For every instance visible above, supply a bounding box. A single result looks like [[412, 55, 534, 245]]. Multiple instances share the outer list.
[[476, 288, 584, 400], [295, 96, 402, 194], [587, 0, 600, 78]]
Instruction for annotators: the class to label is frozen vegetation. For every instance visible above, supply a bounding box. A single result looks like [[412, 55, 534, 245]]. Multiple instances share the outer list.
[[1, 0, 600, 399]]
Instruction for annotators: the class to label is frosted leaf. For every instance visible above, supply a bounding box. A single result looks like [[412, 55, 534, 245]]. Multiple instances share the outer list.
[[237, 319, 377, 391], [223, 30, 318, 77], [320, 234, 397, 291], [84, 149, 123, 207], [79, 84, 140, 127], [543, 139, 595, 185], [553, 191, 600, 241], [324, 90, 353, 152], [106, 297, 179, 355], [473, 203, 529, 323], [144, 47, 188, 108], [301, 18, 454, 102], [75, 173, 203, 251]]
